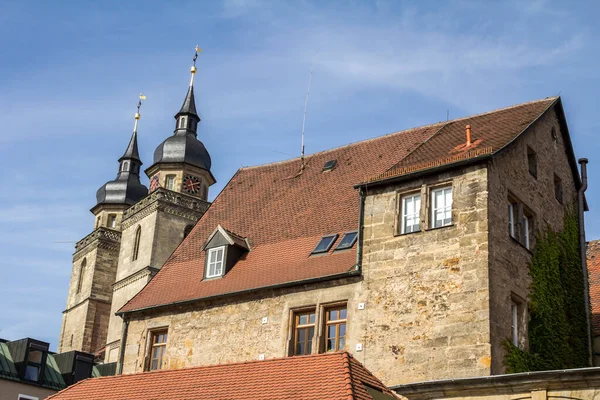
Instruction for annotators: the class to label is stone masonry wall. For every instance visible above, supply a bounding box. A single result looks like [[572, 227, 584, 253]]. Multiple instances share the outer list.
[[121, 165, 490, 386], [487, 106, 579, 373]]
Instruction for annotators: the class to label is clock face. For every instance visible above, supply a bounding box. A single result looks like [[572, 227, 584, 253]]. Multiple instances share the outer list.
[[182, 175, 201, 194], [149, 175, 160, 192]]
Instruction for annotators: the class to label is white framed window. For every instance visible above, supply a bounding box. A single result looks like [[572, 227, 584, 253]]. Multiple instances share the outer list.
[[206, 246, 225, 278], [511, 301, 519, 346], [430, 186, 452, 228], [400, 193, 421, 234], [524, 215, 532, 250], [165, 175, 176, 190], [18, 395, 39, 400], [508, 202, 519, 240]]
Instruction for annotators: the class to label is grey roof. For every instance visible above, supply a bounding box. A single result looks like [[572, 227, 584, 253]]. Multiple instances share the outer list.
[[0, 341, 66, 391], [177, 86, 199, 119], [119, 130, 141, 162], [153, 134, 212, 171]]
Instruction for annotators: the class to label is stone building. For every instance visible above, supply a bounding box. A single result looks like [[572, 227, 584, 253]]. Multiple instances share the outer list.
[[99, 94, 583, 386], [58, 60, 212, 360], [587, 240, 600, 365]]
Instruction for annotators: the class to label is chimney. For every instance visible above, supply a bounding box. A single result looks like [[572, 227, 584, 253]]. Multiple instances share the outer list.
[[466, 125, 472, 146]]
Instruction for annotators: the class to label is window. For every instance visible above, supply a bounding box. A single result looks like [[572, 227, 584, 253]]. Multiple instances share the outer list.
[[121, 161, 129, 172], [554, 174, 563, 204], [511, 299, 522, 347], [108, 214, 117, 229], [76, 258, 86, 294], [132, 226, 141, 261], [527, 146, 537, 178], [165, 175, 176, 190], [179, 116, 187, 129], [508, 202, 519, 241], [18, 395, 39, 400], [400, 193, 421, 234], [508, 198, 534, 250], [430, 186, 452, 228], [183, 224, 194, 239], [523, 213, 533, 250], [293, 310, 316, 356], [335, 232, 358, 251], [311, 234, 338, 255], [24, 349, 43, 382], [206, 246, 225, 278], [322, 159, 337, 172], [149, 330, 168, 371], [325, 306, 347, 352]]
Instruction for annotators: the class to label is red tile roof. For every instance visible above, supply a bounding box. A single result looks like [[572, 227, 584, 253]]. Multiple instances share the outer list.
[[120, 97, 557, 314], [587, 240, 600, 336], [47, 352, 396, 400]]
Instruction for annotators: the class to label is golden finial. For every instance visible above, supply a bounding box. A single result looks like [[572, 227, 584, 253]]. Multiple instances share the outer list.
[[133, 93, 146, 132], [190, 45, 202, 86]]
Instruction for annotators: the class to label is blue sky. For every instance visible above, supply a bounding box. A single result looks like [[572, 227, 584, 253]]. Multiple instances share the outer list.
[[0, 0, 599, 349]]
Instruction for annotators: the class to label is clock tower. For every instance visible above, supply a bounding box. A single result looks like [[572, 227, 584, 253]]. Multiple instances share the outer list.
[[104, 49, 213, 364]]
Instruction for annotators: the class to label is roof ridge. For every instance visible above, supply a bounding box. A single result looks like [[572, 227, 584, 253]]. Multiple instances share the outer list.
[[341, 352, 355, 400], [238, 96, 558, 171]]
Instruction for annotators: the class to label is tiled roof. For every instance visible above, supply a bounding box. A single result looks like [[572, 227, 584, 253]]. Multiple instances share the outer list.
[[47, 352, 396, 400], [587, 240, 600, 336], [120, 97, 558, 313]]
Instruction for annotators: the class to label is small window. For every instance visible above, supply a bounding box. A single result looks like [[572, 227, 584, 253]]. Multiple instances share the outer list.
[[511, 300, 521, 347], [206, 246, 225, 278], [132, 226, 142, 261], [508, 202, 519, 241], [527, 146, 537, 178], [165, 175, 176, 191], [324, 306, 347, 352], [24, 349, 43, 382], [400, 193, 421, 234], [121, 161, 129, 172], [179, 116, 187, 129], [322, 160, 337, 172], [76, 258, 87, 294], [523, 213, 533, 250], [335, 232, 358, 251], [554, 174, 563, 204], [293, 310, 316, 356], [430, 186, 452, 228], [148, 330, 168, 371], [107, 214, 117, 229], [311, 234, 339, 254]]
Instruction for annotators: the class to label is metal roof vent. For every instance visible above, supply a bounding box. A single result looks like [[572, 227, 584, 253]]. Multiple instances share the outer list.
[[322, 159, 337, 172]]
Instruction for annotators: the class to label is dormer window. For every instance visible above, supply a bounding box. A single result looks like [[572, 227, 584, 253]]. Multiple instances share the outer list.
[[24, 348, 43, 381], [206, 246, 225, 278]]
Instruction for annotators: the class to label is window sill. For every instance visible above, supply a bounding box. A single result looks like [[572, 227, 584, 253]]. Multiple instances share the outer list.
[[203, 275, 224, 281], [426, 223, 454, 232], [394, 229, 422, 237], [509, 236, 533, 254]]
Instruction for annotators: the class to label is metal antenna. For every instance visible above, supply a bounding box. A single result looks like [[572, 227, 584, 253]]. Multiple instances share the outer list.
[[300, 64, 313, 170]]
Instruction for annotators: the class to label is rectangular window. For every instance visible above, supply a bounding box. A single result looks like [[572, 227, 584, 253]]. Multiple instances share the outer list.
[[24, 349, 43, 382], [335, 232, 358, 251], [554, 174, 563, 204], [311, 234, 338, 255], [325, 306, 347, 352], [165, 175, 176, 190], [293, 310, 316, 356], [430, 186, 452, 228], [400, 193, 421, 234], [149, 331, 168, 371], [108, 214, 117, 229], [206, 246, 225, 278], [18, 395, 39, 400], [508, 202, 519, 241], [523, 214, 533, 250], [511, 301, 519, 347], [527, 146, 537, 178]]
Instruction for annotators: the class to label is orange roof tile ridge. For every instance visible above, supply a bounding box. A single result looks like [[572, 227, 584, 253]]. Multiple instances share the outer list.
[[240, 96, 557, 171], [46, 378, 88, 399], [341, 352, 356, 400]]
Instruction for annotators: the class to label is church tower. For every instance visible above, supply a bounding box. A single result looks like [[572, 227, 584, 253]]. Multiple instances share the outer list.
[[104, 49, 213, 363], [59, 97, 148, 354]]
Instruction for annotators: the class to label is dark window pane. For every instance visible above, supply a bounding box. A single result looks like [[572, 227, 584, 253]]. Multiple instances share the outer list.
[[336, 232, 358, 250], [327, 339, 335, 351], [151, 359, 158, 370], [312, 235, 337, 254], [328, 325, 336, 339], [25, 365, 40, 381], [298, 328, 306, 343], [340, 308, 347, 319], [296, 342, 304, 355]]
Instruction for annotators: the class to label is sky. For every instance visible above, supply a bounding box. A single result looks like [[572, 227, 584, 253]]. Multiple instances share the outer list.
[[0, 0, 599, 349]]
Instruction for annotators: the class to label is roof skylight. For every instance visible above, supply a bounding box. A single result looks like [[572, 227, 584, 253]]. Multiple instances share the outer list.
[[322, 159, 337, 172], [335, 231, 358, 251], [311, 234, 339, 254]]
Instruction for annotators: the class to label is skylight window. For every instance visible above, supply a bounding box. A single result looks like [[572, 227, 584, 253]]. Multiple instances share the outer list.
[[311, 234, 339, 254], [335, 231, 358, 251], [322, 159, 337, 172]]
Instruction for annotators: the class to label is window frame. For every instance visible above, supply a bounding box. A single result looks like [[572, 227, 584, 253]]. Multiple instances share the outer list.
[[147, 329, 168, 371], [107, 214, 117, 229], [292, 309, 316, 356], [206, 246, 225, 278], [334, 231, 358, 251], [179, 116, 187, 129], [165, 175, 176, 191], [311, 234, 339, 255], [430, 185, 453, 229], [400, 192, 421, 234], [323, 305, 347, 352]]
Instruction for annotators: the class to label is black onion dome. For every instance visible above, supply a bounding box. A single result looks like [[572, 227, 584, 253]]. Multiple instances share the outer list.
[[153, 134, 212, 171], [95, 175, 148, 205]]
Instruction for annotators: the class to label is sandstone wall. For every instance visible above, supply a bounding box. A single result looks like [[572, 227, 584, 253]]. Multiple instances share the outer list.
[[121, 165, 490, 386], [487, 106, 579, 373]]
